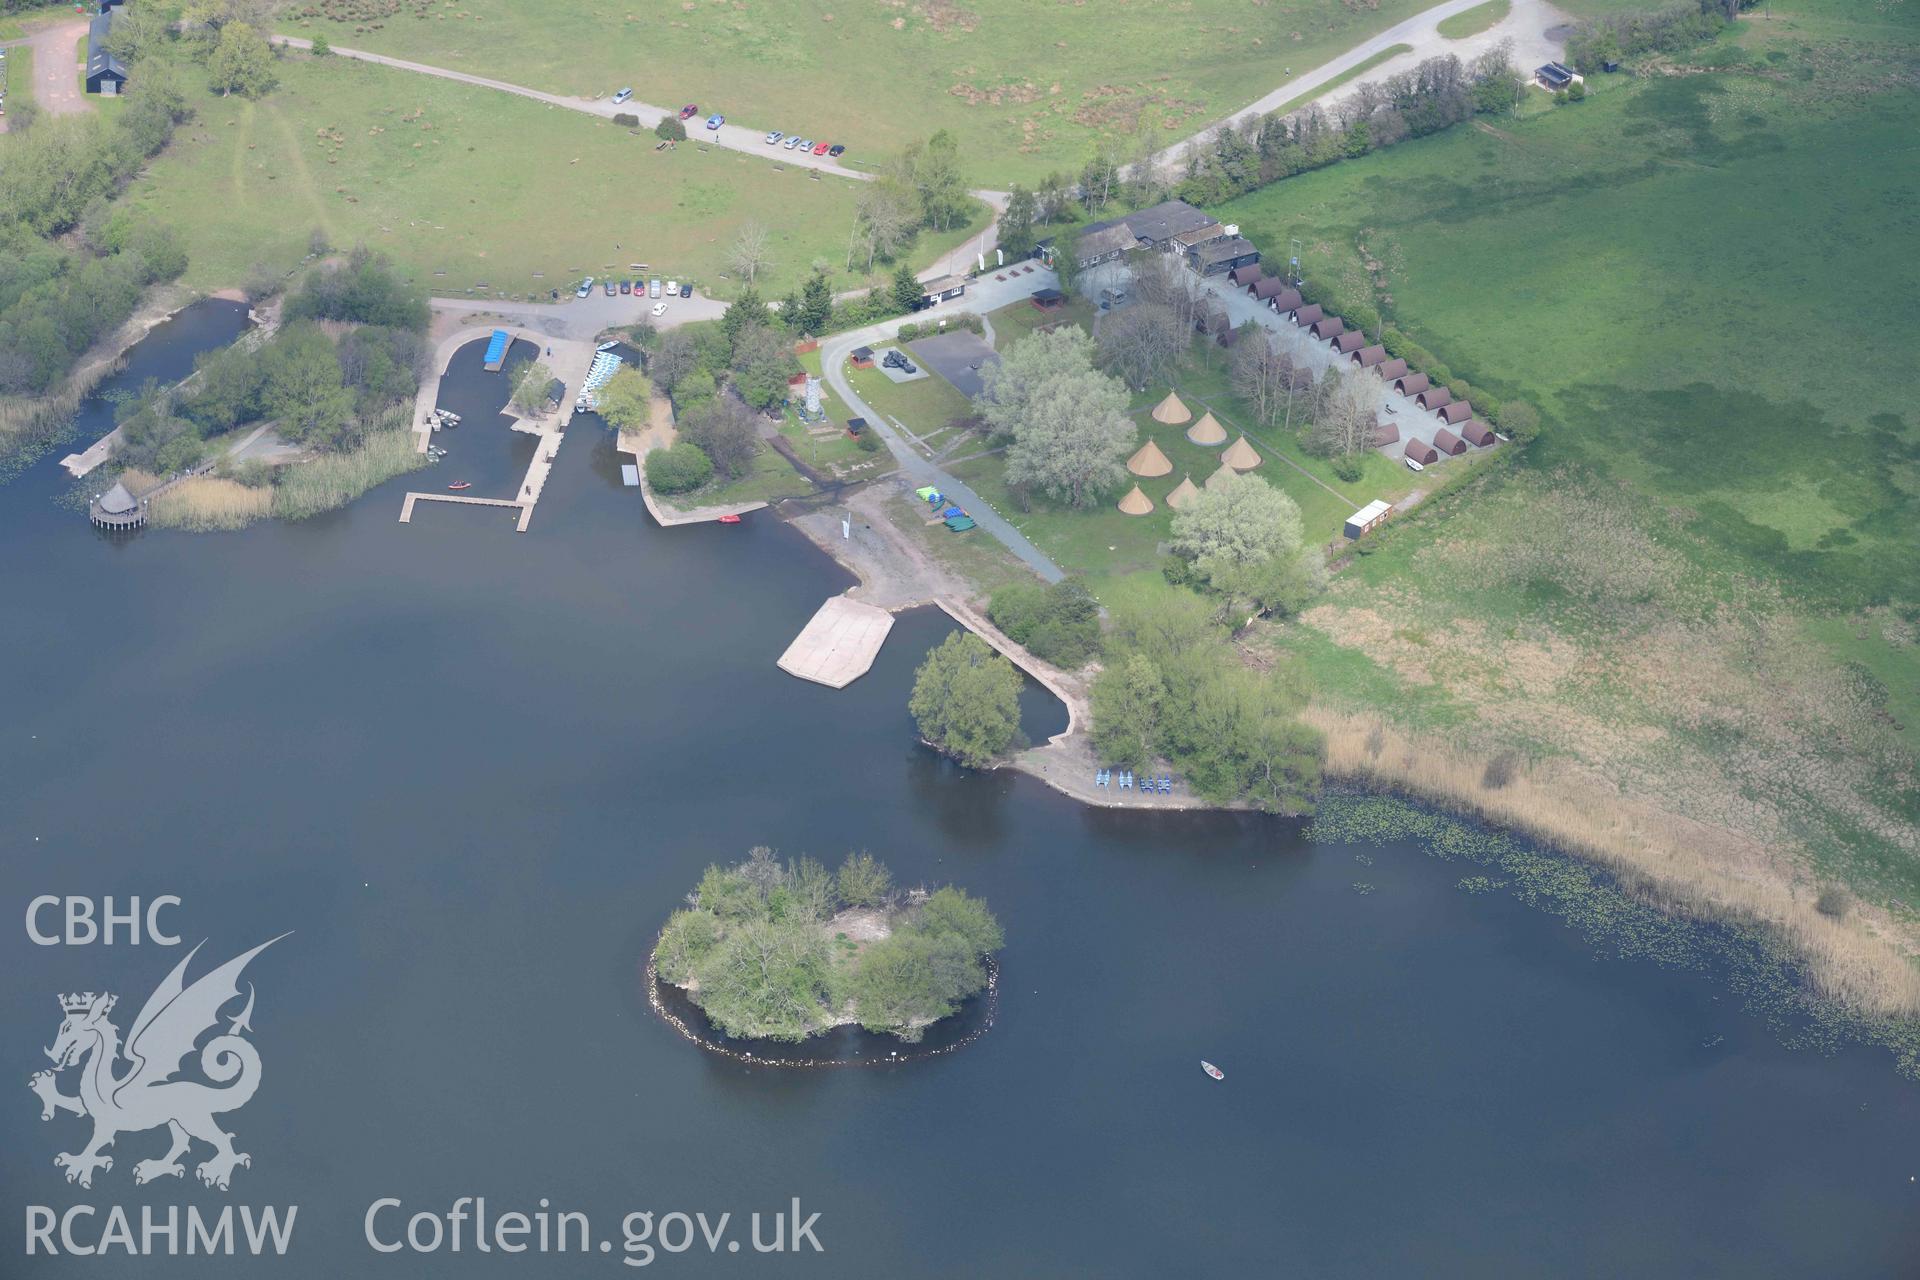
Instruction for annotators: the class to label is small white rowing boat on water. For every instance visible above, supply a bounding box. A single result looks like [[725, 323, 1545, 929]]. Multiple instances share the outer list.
[[1202, 1060, 1224, 1081]]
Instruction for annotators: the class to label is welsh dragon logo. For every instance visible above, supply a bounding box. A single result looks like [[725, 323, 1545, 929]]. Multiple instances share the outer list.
[[28, 936, 286, 1191]]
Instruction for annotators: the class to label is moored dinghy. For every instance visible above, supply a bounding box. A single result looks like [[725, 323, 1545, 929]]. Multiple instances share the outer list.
[[1202, 1060, 1224, 1081]]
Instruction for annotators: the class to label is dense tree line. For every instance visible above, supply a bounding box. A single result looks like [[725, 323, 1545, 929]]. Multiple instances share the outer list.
[[653, 849, 1002, 1043], [1565, 0, 1748, 73], [1172, 50, 1524, 207], [285, 247, 431, 330], [0, 66, 196, 396], [1092, 593, 1323, 814], [987, 580, 1102, 669], [114, 314, 425, 470]]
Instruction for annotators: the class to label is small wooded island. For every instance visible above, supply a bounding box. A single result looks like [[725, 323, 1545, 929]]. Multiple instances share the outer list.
[[653, 849, 1004, 1044]]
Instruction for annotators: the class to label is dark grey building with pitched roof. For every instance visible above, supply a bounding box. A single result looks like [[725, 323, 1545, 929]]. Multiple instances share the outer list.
[[86, 11, 128, 95], [1188, 236, 1261, 277]]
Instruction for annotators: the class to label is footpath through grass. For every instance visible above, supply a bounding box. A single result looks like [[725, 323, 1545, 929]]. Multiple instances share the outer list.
[[126, 49, 973, 300], [285, 0, 1440, 185]]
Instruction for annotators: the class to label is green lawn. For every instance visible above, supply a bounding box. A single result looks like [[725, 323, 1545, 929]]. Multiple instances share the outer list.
[[0, 45, 31, 122], [1268, 44, 1415, 119], [679, 437, 814, 508], [126, 49, 974, 299], [1217, 12, 1920, 608], [0, 2, 70, 42], [1436, 0, 1510, 40], [845, 359, 975, 445], [285, 0, 1444, 184]]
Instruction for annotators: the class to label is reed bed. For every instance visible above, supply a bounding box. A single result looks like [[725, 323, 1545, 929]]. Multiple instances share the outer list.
[[270, 429, 425, 520], [1309, 706, 1920, 1018], [148, 477, 275, 531]]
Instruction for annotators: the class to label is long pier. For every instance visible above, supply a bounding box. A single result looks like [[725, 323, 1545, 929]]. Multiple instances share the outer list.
[[399, 491, 532, 531]]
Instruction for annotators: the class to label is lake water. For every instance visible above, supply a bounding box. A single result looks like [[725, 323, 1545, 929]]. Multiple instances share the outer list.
[[3, 305, 1917, 1277]]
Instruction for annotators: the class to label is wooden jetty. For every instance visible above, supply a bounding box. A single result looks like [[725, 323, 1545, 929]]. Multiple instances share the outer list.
[[777, 595, 895, 688], [399, 491, 532, 532]]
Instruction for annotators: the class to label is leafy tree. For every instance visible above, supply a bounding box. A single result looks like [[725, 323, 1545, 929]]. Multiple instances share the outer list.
[[104, 3, 175, 64], [595, 366, 654, 432], [1496, 399, 1541, 442], [207, 22, 276, 99], [644, 441, 713, 493], [890, 263, 924, 315], [981, 327, 1135, 509], [987, 579, 1102, 668], [310, 33, 332, 57], [286, 248, 428, 330], [836, 852, 893, 908], [998, 185, 1038, 259], [1090, 593, 1323, 810], [728, 323, 799, 411], [681, 395, 762, 478], [259, 323, 355, 446], [909, 632, 1023, 767], [508, 359, 556, 414], [654, 116, 687, 141], [915, 886, 1004, 958], [653, 908, 724, 984], [649, 329, 700, 397], [1090, 652, 1165, 771], [1172, 472, 1305, 570]]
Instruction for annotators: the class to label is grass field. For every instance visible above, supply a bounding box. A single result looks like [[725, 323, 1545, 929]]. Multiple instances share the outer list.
[[1436, 0, 1510, 40], [125, 49, 980, 299], [284, 0, 1441, 184], [0, 45, 31, 123], [1268, 44, 1415, 119], [1205, 2, 1920, 918]]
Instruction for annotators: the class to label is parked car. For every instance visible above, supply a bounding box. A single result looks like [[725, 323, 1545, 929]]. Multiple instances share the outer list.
[[651, 301, 667, 318], [665, 280, 678, 296], [612, 88, 633, 105], [811, 141, 831, 156], [794, 138, 813, 152], [782, 135, 803, 150], [619, 279, 631, 296], [827, 144, 845, 157], [765, 130, 783, 145], [604, 280, 616, 296], [576, 277, 595, 298], [679, 283, 693, 299], [679, 104, 699, 119], [705, 114, 724, 130], [649, 279, 661, 298]]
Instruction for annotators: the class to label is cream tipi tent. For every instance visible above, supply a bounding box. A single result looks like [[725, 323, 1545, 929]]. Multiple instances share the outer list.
[[1126, 438, 1173, 477], [1117, 484, 1154, 516], [1185, 411, 1227, 446], [1151, 391, 1191, 425], [1205, 463, 1237, 491], [1221, 435, 1263, 471], [1165, 474, 1200, 510]]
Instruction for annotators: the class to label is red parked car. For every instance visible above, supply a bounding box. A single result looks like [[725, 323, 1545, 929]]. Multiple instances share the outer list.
[[678, 104, 699, 120], [811, 141, 831, 156]]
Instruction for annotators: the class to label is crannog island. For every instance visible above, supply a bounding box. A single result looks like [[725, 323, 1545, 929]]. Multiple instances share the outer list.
[[653, 850, 1003, 1044]]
